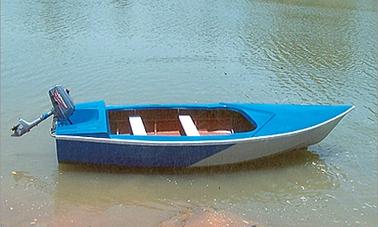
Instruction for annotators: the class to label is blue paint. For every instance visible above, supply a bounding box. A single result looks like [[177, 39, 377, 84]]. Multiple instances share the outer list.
[[56, 139, 233, 167], [56, 101, 108, 136], [54, 102, 353, 167], [56, 101, 353, 141], [227, 103, 353, 136]]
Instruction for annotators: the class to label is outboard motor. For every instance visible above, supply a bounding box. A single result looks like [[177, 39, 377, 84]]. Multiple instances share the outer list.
[[11, 85, 75, 137], [48, 85, 75, 123]]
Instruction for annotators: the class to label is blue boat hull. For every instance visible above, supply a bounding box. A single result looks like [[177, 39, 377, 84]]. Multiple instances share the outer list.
[[56, 139, 234, 167], [54, 102, 354, 168]]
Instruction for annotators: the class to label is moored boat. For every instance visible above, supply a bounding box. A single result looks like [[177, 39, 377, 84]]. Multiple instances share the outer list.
[[11, 86, 354, 168]]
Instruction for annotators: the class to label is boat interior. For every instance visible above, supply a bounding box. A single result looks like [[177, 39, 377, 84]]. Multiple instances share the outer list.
[[108, 108, 256, 136]]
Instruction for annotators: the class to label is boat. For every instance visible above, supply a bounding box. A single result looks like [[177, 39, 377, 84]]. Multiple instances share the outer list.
[[11, 85, 354, 168]]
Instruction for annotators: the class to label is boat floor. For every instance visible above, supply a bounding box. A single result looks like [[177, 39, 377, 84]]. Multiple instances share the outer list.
[[108, 108, 255, 136]]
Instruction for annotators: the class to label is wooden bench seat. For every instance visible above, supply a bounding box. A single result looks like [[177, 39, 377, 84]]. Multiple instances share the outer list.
[[179, 115, 200, 136], [129, 116, 147, 136]]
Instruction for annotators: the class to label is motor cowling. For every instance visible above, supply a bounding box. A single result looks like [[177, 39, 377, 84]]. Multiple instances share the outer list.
[[48, 85, 75, 122]]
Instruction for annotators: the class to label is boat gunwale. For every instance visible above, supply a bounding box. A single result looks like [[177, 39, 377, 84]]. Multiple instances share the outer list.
[[54, 105, 354, 146]]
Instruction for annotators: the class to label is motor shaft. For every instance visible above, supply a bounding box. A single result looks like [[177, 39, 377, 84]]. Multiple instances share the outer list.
[[11, 110, 53, 137]]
